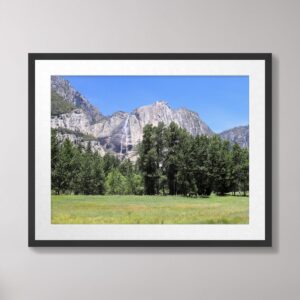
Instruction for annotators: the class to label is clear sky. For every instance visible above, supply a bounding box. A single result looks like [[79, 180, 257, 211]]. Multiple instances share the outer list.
[[63, 75, 249, 133]]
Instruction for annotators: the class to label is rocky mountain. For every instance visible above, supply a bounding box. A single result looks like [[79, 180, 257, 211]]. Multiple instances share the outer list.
[[51, 76, 103, 123], [219, 125, 249, 148], [51, 76, 247, 160]]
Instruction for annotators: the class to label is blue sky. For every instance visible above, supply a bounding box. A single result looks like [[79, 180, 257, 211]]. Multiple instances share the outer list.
[[63, 75, 249, 133]]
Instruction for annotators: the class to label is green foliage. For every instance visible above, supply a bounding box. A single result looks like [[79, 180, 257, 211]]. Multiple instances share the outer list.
[[130, 174, 144, 195], [119, 159, 133, 177], [52, 138, 79, 194], [51, 130, 143, 196], [105, 169, 127, 195], [104, 160, 144, 195], [164, 122, 184, 195], [51, 132, 105, 195], [192, 135, 212, 196], [138, 122, 249, 197], [103, 153, 120, 176], [51, 123, 249, 197], [207, 136, 232, 195], [138, 124, 160, 195], [51, 129, 60, 173], [51, 90, 75, 115], [230, 143, 243, 195], [119, 159, 143, 195], [240, 148, 249, 196]]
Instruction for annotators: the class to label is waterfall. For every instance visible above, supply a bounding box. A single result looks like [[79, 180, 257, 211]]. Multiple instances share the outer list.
[[120, 115, 130, 155]]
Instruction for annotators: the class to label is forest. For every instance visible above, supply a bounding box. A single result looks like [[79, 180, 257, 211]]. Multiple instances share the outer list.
[[51, 122, 249, 197]]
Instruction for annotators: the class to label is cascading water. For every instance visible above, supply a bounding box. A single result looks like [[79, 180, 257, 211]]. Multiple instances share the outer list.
[[120, 115, 130, 155]]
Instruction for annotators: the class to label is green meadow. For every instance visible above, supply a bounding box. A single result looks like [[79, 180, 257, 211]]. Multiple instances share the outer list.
[[51, 194, 249, 224]]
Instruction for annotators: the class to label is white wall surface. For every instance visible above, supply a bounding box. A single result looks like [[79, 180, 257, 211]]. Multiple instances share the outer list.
[[0, 0, 299, 299]]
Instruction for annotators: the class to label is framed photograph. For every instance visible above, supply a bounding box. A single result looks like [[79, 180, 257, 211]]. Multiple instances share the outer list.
[[29, 53, 272, 247]]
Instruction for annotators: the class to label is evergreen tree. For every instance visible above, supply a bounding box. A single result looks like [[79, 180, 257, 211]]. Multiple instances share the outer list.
[[105, 169, 127, 195], [131, 173, 144, 195], [78, 142, 94, 194], [164, 122, 183, 195], [153, 122, 166, 194], [240, 147, 249, 196], [103, 153, 120, 176], [176, 132, 196, 196], [51, 129, 60, 171], [230, 143, 243, 195], [191, 135, 212, 196], [138, 124, 159, 195], [91, 153, 105, 195], [75, 147, 105, 195], [119, 159, 133, 177], [51, 122, 249, 197], [207, 136, 232, 195], [71, 146, 84, 194], [51, 129, 60, 193], [52, 139, 77, 194], [120, 159, 135, 194]]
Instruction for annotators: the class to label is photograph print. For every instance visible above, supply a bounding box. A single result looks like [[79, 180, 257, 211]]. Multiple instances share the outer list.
[[29, 54, 271, 246], [51, 75, 249, 224]]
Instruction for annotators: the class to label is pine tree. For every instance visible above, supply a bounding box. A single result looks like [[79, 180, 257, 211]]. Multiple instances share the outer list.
[[103, 153, 120, 176], [80, 159, 94, 195], [240, 147, 249, 196], [153, 122, 166, 194], [176, 132, 195, 196], [207, 136, 232, 195], [192, 135, 212, 196], [138, 124, 159, 195], [51, 122, 249, 197], [164, 122, 184, 195], [131, 173, 144, 195], [71, 146, 84, 194], [52, 139, 77, 194], [231, 143, 243, 195], [105, 169, 127, 195], [92, 153, 105, 195], [51, 129, 60, 193], [119, 159, 135, 194]]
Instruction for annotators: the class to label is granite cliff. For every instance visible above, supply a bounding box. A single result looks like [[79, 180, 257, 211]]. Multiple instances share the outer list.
[[51, 76, 248, 160], [219, 125, 249, 148]]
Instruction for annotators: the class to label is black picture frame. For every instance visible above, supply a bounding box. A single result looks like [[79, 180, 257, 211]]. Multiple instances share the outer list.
[[28, 53, 272, 247]]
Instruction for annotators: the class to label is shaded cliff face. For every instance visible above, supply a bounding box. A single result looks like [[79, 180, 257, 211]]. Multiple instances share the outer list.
[[219, 125, 249, 148], [51, 76, 247, 159]]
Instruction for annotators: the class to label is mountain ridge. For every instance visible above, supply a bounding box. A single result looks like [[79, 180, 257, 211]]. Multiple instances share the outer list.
[[219, 125, 249, 148], [51, 76, 103, 123], [51, 76, 248, 159]]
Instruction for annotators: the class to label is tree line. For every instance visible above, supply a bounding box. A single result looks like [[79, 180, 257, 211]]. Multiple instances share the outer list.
[[137, 122, 248, 196], [51, 122, 249, 197], [51, 129, 143, 195]]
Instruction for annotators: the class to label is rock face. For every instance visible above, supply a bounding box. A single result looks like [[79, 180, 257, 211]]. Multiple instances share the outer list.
[[51, 76, 248, 159], [56, 130, 106, 157], [51, 100, 213, 159], [51, 76, 103, 123], [219, 125, 249, 148]]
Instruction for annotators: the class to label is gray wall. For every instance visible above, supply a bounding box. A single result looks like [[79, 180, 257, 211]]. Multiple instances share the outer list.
[[0, 0, 298, 299]]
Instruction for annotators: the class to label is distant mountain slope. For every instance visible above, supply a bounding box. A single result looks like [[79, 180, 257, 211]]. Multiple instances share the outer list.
[[51, 90, 75, 115], [219, 125, 249, 148], [51, 76, 103, 123]]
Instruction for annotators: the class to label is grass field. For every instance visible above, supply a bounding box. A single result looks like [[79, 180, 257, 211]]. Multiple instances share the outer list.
[[51, 194, 249, 224]]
